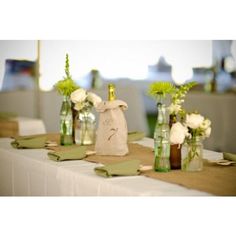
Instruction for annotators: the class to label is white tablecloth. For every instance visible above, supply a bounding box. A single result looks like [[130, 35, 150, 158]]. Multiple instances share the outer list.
[[0, 137, 223, 196]]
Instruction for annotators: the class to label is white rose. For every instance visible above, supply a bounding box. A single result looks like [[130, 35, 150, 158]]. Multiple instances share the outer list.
[[87, 92, 102, 107], [168, 104, 181, 115], [205, 127, 211, 138], [200, 118, 211, 130], [186, 113, 204, 129], [70, 88, 87, 104], [74, 102, 85, 111], [170, 122, 189, 145]]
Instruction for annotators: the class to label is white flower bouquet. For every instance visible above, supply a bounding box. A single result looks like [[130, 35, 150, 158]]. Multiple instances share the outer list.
[[70, 88, 102, 145], [170, 112, 212, 171], [70, 88, 102, 111], [170, 113, 211, 144], [170, 113, 211, 145]]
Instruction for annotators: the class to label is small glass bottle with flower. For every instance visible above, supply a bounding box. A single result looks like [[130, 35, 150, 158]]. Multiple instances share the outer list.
[[168, 82, 197, 169], [148, 82, 175, 172], [54, 54, 79, 146], [70, 88, 102, 145]]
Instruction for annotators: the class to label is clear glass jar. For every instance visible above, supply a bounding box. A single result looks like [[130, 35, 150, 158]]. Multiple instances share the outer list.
[[74, 106, 96, 145], [154, 94, 170, 172], [60, 96, 73, 146], [181, 136, 203, 171]]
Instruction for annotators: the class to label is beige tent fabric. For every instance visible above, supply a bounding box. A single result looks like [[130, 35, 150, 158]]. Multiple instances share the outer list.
[[95, 100, 129, 156]]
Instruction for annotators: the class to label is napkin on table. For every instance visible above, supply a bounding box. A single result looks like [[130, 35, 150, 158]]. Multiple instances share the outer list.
[[127, 131, 145, 142], [0, 112, 17, 120], [11, 134, 47, 149], [223, 152, 236, 162], [94, 159, 141, 178], [48, 146, 87, 161]]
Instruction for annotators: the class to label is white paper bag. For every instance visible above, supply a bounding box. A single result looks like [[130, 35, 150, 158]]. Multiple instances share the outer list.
[[95, 100, 129, 156]]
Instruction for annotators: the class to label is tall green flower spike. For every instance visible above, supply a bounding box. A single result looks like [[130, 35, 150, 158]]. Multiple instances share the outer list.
[[148, 81, 175, 98], [64, 53, 71, 80], [54, 53, 79, 96]]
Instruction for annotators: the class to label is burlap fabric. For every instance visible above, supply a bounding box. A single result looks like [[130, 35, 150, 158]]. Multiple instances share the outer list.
[[85, 143, 236, 196], [0, 120, 19, 137]]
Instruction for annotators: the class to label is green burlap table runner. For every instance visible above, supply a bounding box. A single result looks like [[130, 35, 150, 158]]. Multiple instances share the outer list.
[[0, 112, 18, 120], [85, 143, 236, 196]]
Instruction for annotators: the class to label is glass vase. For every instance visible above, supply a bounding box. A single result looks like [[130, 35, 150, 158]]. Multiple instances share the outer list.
[[154, 94, 170, 172], [74, 106, 96, 145], [60, 96, 73, 146], [181, 137, 203, 171]]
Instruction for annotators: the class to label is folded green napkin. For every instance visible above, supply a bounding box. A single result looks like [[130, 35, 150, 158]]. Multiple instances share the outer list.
[[94, 159, 141, 178], [0, 112, 18, 120], [11, 135, 47, 149], [223, 152, 236, 162], [128, 131, 145, 142], [48, 146, 87, 161]]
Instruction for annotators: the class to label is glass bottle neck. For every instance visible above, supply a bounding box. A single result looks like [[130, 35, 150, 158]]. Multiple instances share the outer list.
[[156, 93, 164, 105], [156, 94, 169, 124], [108, 84, 116, 101], [61, 96, 72, 114], [63, 95, 70, 101]]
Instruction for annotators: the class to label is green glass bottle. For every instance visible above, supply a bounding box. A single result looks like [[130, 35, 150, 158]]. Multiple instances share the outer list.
[[154, 94, 170, 172], [60, 96, 73, 145]]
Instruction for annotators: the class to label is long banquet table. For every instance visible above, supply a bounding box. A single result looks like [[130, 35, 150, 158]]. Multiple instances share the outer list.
[[0, 137, 224, 196]]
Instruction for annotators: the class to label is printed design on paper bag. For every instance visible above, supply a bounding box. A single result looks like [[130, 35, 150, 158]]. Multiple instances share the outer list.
[[108, 128, 118, 141]]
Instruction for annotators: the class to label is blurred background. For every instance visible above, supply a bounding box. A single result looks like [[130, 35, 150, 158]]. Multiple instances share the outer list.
[[0, 40, 236, 152]]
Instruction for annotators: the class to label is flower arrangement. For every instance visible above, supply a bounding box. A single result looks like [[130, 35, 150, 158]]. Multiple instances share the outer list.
[[70, 88, 102, 111], [148, 82, 176, 172], [54, 54, 79, 96], [170, 112, 212, 171], [170, 113, 211, 145], [70, 88, 102, 145], [168, 82, 197, 118], [55, 54, 79, 145]]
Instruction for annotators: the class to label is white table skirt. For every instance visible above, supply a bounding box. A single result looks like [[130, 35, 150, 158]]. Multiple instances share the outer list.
[[0, 137, 223, 196]]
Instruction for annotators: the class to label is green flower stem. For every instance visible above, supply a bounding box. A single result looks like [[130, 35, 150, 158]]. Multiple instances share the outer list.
[[183, 139, 200, 171], [81, 110, 88, 145]]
